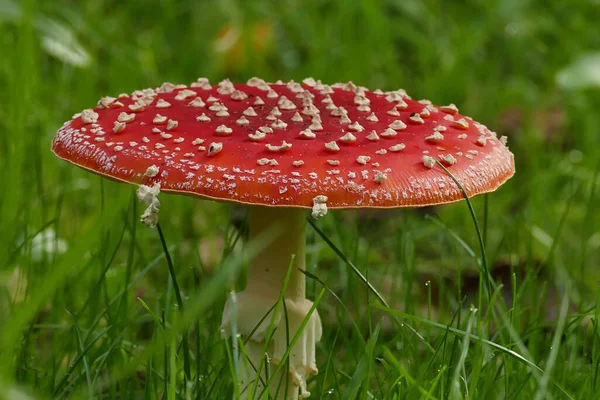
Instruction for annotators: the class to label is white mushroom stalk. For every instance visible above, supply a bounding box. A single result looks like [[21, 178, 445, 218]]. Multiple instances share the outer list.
[[220, 207, 322, 399]]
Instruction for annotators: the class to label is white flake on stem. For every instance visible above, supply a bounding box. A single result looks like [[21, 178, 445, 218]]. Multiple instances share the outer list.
[[137, 183, 161, 228]]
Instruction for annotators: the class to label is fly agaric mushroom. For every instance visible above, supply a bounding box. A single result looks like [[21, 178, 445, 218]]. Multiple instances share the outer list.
[[52, 77, 514, 399]]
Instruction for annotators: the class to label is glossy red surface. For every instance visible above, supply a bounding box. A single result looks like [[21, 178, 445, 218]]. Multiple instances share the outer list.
[[52, 78, 514, 208]]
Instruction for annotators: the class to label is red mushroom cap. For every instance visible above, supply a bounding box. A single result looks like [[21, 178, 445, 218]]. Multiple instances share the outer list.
[[52, 77, 514, 208]]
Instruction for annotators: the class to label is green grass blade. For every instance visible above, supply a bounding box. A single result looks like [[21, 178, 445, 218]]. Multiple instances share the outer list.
[[346, 323, 380, 399], [156, 223, 191, 382], [373, 303, 574, 400]]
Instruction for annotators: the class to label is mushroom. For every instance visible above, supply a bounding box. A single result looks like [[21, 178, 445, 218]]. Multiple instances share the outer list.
[[52, 77, 515, 399]]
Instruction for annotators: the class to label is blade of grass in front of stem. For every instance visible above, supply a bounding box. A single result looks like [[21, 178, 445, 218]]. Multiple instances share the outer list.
[[259, 288, 326, 399], [213, 218, 294, 398], [275, 298, 292, 398], [250, 255, 296, 399]]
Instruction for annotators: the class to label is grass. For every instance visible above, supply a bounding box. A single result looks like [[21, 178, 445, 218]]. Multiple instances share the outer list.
[[1, 0, 600, 398]]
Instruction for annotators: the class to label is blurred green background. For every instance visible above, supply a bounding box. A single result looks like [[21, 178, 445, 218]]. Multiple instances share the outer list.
[[1, 0, 600, 398]]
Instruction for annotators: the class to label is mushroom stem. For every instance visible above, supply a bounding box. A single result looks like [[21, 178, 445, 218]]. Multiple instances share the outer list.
[[246, 207, 306, 302], [220, 207, 322, 399]]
